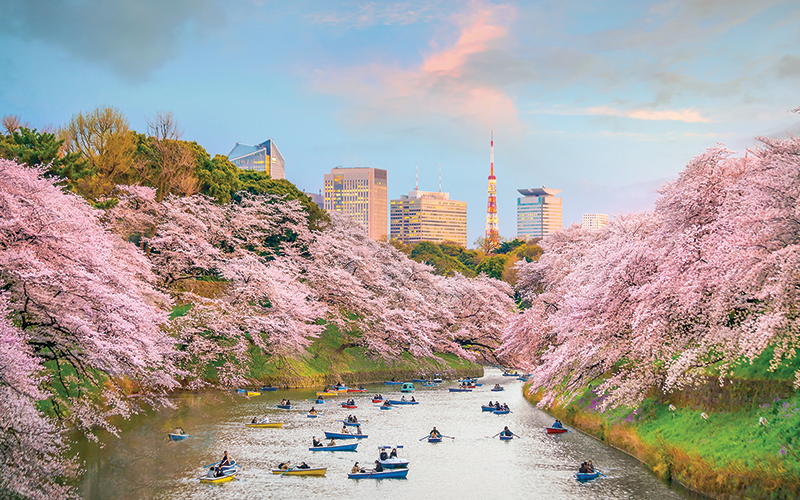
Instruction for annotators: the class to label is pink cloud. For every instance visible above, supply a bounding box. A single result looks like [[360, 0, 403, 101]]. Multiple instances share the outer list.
[[422, 10, 507, 75], [586, 106, 711, 123]]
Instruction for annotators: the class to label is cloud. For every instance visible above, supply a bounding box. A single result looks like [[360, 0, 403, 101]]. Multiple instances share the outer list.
[[0, 0, 224, 81], [527, 104, 712, 123], [310, 2, 521, 132], [306, 1, 449, 28]]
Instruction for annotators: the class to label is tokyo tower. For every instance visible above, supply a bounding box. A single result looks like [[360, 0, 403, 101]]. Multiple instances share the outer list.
[[485, 131, 499, 250]]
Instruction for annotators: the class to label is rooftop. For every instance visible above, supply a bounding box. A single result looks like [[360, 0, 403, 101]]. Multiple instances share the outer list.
[[518, 186, 562, 197]]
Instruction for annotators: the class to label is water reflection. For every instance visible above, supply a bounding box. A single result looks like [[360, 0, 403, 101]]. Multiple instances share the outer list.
[[75, 368, 688, 500]]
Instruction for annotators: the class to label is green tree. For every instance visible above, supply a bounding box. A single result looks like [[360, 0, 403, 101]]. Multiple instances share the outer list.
[[196, 150, 242, 204], [409, 241, 476, 277], [475, 254, 508, 280], [0, 127, 89, 183]]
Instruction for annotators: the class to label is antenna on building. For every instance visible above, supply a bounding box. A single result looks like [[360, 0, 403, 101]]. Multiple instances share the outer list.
[[415, 161, 419, 191], [439, 164, 442, 193]]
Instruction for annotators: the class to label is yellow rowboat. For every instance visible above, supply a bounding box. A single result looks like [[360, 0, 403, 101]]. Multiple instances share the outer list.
[[245, 422, 283, 428], [247, 391, 261, 396], [271, 467, 327, 476], [199, 472, 236, 483], [317, 392, 337, 397]]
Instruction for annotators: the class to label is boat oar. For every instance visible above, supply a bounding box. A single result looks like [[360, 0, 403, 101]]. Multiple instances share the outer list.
[[203, 461, 221, 469], [280, 466, 296, 476], [491, 432, 501, 438], [419, 435, 432, 441], [512, 433, 523, 438], [441, 435, 455, 439], [594, 469, 607, 477]]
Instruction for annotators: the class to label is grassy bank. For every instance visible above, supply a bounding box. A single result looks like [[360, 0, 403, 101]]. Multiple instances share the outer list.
[[524, 363, 800, 498]]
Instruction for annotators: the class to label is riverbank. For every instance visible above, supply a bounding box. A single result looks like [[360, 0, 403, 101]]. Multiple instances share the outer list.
[[524, 378, 800, 499], [217, 323, 483, 389]]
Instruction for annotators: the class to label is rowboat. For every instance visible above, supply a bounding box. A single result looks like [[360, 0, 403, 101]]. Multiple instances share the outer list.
[[260, 386, 278, 392], [333, 385, 348, 391], [317, 392, 337, 397], [236, 389, 261, 396], [499, 434, 513, 441], [371, 398, 383, 403], [422, 382, 435, 386], [379, 405, 392, 410], [245, 422, 283, 428], [411, 378, 427, 383], [384, 381, 402, 385], [433, 377, 443, 383], [341, 404, 357, 409], [427, 436, 442, 443], [491, 387, 504, 392], [348, 468, 409, 479], [493, 409, 510, 415], [400, 383, 415, 392], [276, 404, 293, 410], [546, 427, 568, 434], [313, 399, 325, 404], [387, 400, 418, 405], [341, 420, 362, 426], [199, 470, 236, 483], [576, 472, 601, 482], [271, 467, 327, 476], [306, 413, 319, 418], [324, 431, 368, 439], [378, 447, 409, 468], [347, 388, 368, 392], [481, 405, 497, 411], [168, 433, 190, 441], [449, 388, 471, 392], [502, 371, 519, 377], [309, 443, 358, 452]]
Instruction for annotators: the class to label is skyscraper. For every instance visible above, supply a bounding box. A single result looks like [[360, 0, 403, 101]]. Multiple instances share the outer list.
[[517, 186, 563, 240], [323, 167, 388, 240], [390, 189, 467, 247], [582, 213, 609, 230], [484, 133, 499, 250], [228, 139, 285, 179]]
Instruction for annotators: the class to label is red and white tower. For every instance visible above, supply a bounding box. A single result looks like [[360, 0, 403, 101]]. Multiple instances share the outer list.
[[485, 131, 499, 250]]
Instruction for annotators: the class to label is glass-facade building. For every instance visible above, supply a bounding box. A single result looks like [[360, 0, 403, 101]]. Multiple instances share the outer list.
[[324, 167, 388, 240], [228, 139, 285, 179], [517, 187, 563, 240], [390, 190, 467, 247]]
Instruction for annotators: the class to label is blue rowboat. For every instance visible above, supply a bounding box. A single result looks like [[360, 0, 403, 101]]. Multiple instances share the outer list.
[[474, 383, 483, 386], [384, 381, 402, 385], [422, 382, 435, 386], [481, 405, 497, 412], [387, 400, 418, 405], [411, 378, 427, 383], [313, 399, 325, 404], [348, 468, 409, 479], [306, 413, 319, 418], [341, 421, 362, 426], [499, 434, 513, 441], [324, 431, 368, 439], [400, 383, 415, 392], [379, 405, 392, 410], [491, 387, 504, 392], [576, 472, 601, 482], [493, 409, 510, 415], [427, 436, 442, 443], [168, 433, 190, 441], [260, 386, 278, 392], [276, 404, 293, 410], [309, 443, 358, 452], [449, 388, 471, 392]]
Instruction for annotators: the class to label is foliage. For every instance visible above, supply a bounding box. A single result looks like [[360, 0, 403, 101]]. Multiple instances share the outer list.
[[475, 254, 508, 280], [502, 136, 800, 410], [0, 127, 89, 183], [409, 241, 476, 277]]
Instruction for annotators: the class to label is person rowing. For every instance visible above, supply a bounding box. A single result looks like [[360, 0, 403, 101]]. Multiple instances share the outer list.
[[373, 460, 384, 472], [277, 460, 291, 470], [342, 425, 350, 434], [382, 400, 391, 407], [411, 396, 416, 402], [579, 462, 591, 473], [373, 394, 382, 400], [312, 436, 322, 447], [552, 419, 563, 429], [309, 407, 317, 415], [587, 460, 595, 472], [501, 426, 513, 437], [328, 437, 336, 446], [401, 395, 407, 401], [355, 425, 363, 435], [429, 427, 441, 438]]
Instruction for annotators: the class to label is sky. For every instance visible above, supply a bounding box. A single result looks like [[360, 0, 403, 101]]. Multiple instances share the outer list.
[[1, 0, 799, 245]]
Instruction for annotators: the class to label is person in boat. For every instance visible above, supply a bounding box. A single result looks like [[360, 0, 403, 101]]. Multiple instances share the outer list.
[[323, 385, 329, 392], [495, 402, 501, 409], [488, 400, 494, 407], [309, 407, 317, 415], [390, 447, 398, 458], [356, 425, 363, 435], [286, 399, 291, 406], [251, 416, 258, 424], [219, 451, 231, 468], [552, 420, 563, 429], [352, 415, 358, 423], [373, 460, 384, 472], [430, 427, 441, 438], [401, 395, 406, 401], [260, 415, 269, 423], [391, 377, 396, 382], [342, 425, 350, 434], [298, 462, 310, 469], [379, 449, 389, 461], [382, 400, 391, 407], [579, 462, 590, 473], [586, 460, 595, 472], [328, 437, 336, 446], [278, 461, 291, 470], [351, 462, 364, 474], [373, 394, 382, 400], [312, 436, 322, 447], [501, 426, 513, 437], [411, 396, 416, 402]]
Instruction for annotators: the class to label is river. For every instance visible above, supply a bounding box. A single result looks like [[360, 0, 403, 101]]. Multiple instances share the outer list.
[[76, 368, 690, 499]]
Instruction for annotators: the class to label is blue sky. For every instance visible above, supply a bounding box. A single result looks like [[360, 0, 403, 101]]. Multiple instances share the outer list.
[[1, 0, 799, 244]]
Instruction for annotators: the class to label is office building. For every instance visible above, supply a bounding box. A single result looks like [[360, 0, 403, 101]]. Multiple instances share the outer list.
[[228, 139, 285, 179], [390, 189, 467, 247], [324, 167, 388, 240], [582, 213, 609, 230], [517, 186, 563, 240]]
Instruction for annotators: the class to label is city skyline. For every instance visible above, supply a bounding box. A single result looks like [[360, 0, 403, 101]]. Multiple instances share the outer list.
[[1, 1, 798, 243]]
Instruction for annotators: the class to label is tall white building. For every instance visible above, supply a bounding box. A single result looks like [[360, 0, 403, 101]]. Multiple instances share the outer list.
[[516, 186, 563, 240], [324, 167, 388, 240], [582, 213, 609, 230]]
